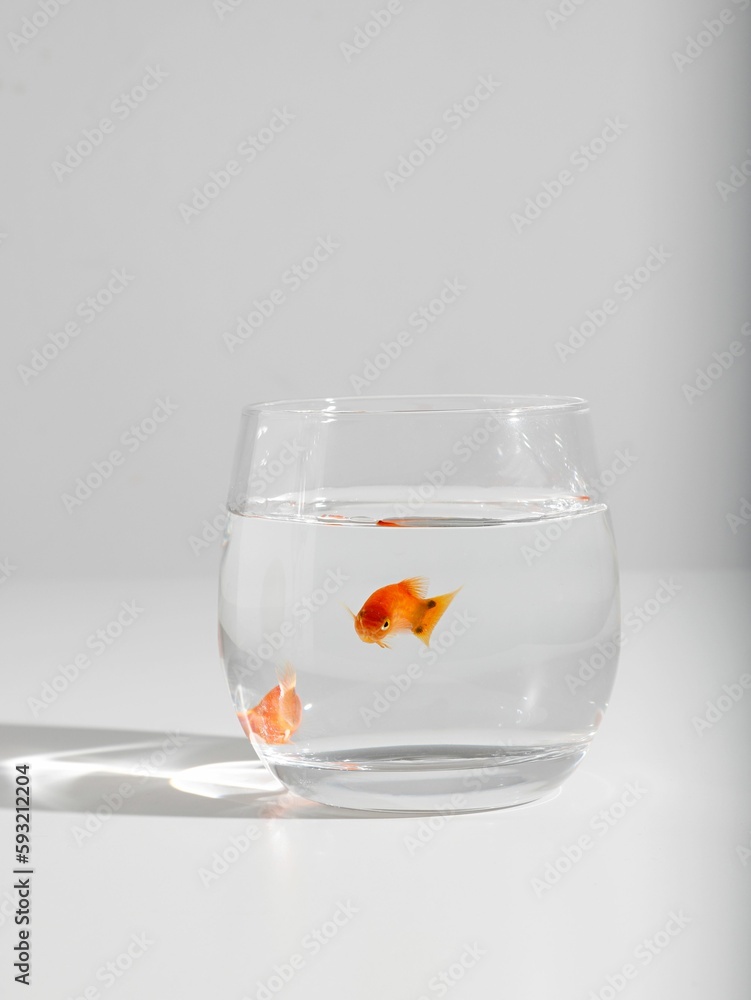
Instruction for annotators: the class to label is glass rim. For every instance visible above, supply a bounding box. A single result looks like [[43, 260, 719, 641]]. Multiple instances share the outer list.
[[241, 394, 589, 416]]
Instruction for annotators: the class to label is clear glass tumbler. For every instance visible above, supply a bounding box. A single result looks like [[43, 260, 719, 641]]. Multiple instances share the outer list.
[[218, 395, 620, 812]]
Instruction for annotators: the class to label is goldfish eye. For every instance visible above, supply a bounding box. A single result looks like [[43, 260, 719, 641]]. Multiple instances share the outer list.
[[382, 620, 390, 629]]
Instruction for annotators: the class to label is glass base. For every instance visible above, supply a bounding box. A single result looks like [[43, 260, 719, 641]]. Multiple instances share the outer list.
[[263, 743, 589, 813]]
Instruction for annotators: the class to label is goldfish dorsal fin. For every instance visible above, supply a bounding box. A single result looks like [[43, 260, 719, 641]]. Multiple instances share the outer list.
[[400, 577, 428, 599], [277, 662, 296, 694]]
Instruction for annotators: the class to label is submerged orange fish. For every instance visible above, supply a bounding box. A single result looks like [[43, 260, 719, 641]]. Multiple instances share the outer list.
[[347, 577, 460, 648], [237, 663, 302, 744]]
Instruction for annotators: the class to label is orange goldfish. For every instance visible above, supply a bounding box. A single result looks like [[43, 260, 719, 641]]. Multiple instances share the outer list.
[[347, 577, 460, 648], [237, 663, 302, 744]]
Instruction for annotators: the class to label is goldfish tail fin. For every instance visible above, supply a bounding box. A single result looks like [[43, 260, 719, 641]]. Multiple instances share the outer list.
[[415, 588, 461, 645], [277, 662, 296, 694]]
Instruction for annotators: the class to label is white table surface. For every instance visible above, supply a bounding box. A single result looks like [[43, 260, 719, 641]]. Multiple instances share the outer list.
[[1, 570, 749, 999]]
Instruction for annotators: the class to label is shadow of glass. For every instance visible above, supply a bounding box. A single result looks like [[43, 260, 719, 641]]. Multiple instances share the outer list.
[[0, 723, 417, 820]]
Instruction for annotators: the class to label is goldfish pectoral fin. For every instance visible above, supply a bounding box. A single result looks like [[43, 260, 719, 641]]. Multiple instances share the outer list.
[[341, 603, 357, 621], [417, 587, 462, 645]]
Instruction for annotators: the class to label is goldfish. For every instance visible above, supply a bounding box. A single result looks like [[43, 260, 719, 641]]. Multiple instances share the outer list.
[[347, 577, 460, 648], [237, 663, 302, 744]]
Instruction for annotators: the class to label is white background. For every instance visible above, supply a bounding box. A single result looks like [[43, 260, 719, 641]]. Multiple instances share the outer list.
[[1, 2, 750, 998]]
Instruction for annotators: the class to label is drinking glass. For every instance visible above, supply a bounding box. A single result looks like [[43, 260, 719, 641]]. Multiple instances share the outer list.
[[218, 395, 620, 812]]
